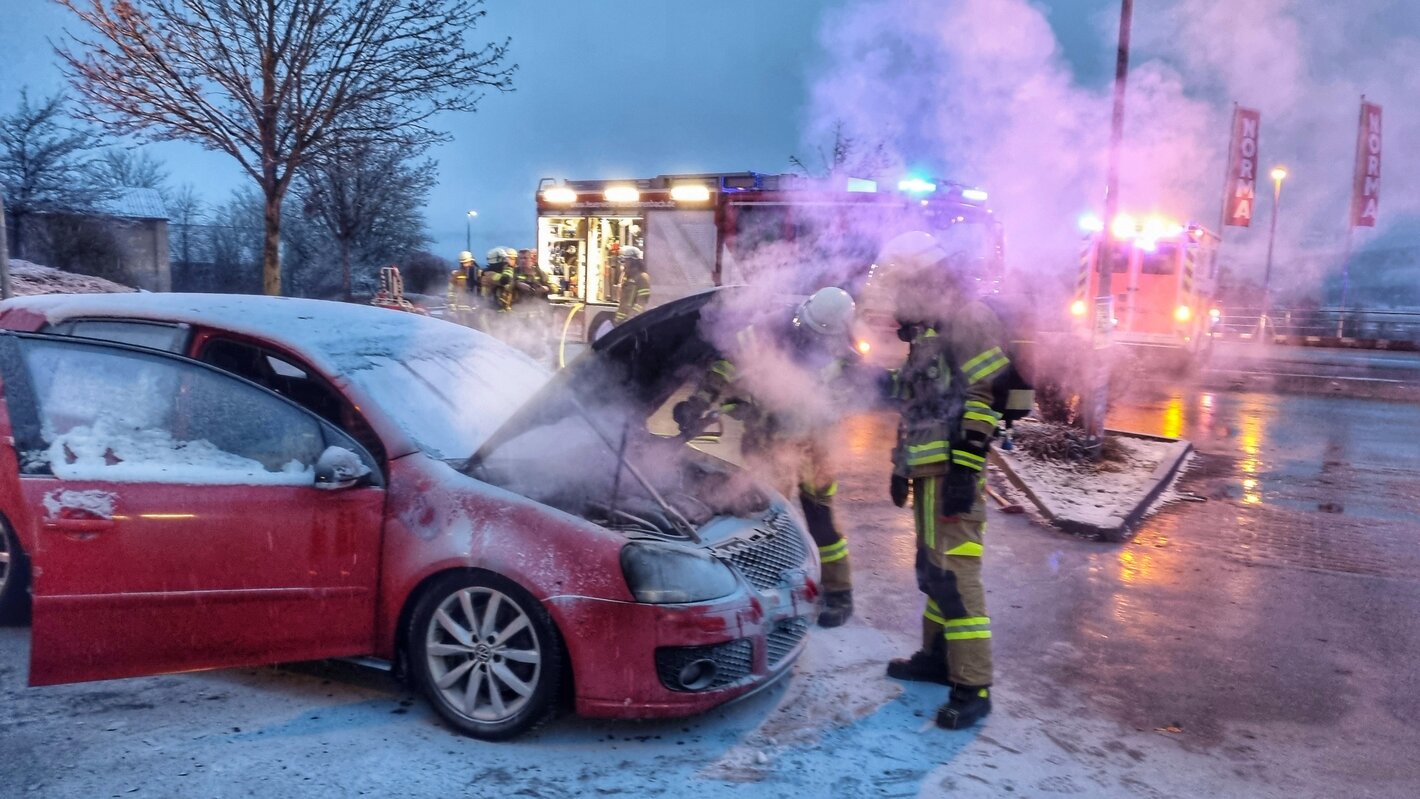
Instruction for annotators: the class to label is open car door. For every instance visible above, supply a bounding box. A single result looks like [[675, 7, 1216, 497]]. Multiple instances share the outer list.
[[0, 333, 386, 686]]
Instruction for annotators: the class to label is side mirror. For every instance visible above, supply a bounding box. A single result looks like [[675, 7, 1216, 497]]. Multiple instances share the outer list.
[[314, 445, 372, 491]]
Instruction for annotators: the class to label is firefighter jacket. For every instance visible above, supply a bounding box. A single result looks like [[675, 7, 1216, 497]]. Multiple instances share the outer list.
[[690, 322, 856, 445], [615, 269, 652, 322], [888, 300, 1010, 479]]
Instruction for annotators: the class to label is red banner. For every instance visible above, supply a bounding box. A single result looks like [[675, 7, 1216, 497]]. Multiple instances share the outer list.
[[1223, 106, 1261, 227], [1351, 100, 1382, 228]]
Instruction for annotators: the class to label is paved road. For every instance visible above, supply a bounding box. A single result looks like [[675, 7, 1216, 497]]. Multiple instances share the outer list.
[[3, 386, 1418, 797]]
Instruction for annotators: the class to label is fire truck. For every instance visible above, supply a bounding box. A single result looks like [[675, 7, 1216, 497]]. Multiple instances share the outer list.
[[533, 171, 1002, 353], [1071, 213, 1222, 359]]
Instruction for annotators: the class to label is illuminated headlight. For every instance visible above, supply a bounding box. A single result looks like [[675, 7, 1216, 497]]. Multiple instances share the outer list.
[[620, 542, 739, 604], [856, 339, 871, 355], [671, 184, 711, 202], [1209, 308, 1221, 320], [605, 185, 640, 203], [543, 187, 577, 204], [1174, 305, 1192, 323], [1070, 299, 1087, 317]]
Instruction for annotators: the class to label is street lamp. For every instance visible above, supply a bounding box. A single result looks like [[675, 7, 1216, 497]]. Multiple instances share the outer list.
[[1259, 166, 1287, 340], [465, 210, 478, 253]]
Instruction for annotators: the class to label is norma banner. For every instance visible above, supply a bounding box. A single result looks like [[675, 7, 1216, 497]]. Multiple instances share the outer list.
[[1223, 106, 1262, 227], [1351, 100, 1382, 228]]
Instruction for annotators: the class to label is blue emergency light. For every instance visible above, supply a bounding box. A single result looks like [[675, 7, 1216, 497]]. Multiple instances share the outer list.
[[897, 177, 937, 193]]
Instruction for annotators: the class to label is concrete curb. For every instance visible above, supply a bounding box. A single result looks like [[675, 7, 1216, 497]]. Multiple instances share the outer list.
[[992, 430, 1193, 543]]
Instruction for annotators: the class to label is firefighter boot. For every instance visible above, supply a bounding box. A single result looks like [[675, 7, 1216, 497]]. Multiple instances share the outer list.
[[817, 590, 854, 628], [936, 685, 992, 730], [886, 618, 951, 685]]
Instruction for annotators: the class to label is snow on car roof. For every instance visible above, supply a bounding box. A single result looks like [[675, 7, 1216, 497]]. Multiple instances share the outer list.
[[2, 293, 553, 459], [7, 292, 470, 365]]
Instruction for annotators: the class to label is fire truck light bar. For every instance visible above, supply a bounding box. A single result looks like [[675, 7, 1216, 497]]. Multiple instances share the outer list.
[[960, 188, 989, 202], [897, 177, 936, 193], [670, 184, 712, 202], [543, 187, 577, 204], [604, 186, 640, 203]]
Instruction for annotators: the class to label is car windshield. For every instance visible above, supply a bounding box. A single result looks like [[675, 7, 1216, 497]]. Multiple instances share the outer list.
[[321, 324, 550, 460]]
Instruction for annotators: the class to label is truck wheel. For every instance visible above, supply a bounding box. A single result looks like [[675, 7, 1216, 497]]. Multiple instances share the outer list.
[[409, 571, 565, 740], [589, 311, 618, 342]]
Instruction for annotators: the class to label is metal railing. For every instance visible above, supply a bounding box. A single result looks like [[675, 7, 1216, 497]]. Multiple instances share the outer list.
[[1216, 308, 1420, 345]]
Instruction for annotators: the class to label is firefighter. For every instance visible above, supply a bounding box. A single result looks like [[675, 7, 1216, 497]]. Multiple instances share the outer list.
[[872, 230, 1010, 730], [447, 251, 479, 325], [482, 246, 519, 311], [672, 287, 860, 627], [614, 246, 651, 323]]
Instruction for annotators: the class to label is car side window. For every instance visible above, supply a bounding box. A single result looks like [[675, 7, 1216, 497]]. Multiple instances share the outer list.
[[45, 319, 189, 353], [11, 337, 375, 486], [198, 337, 386, 463]]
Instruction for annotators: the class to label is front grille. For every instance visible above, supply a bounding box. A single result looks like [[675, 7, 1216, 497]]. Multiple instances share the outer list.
[[655, 639, 753, 692], [765, 617, 811, 667], [716, 511, 810, 591]]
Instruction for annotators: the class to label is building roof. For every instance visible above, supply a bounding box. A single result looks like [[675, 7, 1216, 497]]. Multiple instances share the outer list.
[[97, 187, 169, 221]]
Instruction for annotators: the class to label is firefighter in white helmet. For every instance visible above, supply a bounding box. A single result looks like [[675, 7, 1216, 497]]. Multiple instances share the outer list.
[[673, 287, 861, 627], [614, 245, 651, 323], [870, 230, 1010, 729]]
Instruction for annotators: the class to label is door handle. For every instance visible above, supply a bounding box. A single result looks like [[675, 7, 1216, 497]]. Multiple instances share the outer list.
[[43, 518, 117, 534]]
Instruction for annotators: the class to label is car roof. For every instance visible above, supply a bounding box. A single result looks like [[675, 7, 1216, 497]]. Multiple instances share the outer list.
[[0, 292, 476, 370]]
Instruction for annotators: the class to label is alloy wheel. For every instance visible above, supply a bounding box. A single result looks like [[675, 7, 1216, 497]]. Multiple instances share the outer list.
[[423, 586, 543, 724]]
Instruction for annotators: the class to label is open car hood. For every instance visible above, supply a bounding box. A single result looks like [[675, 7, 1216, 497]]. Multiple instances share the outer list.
[[471, 287, 737, 465]]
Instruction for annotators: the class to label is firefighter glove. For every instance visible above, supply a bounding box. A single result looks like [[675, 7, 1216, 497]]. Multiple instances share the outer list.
[[890, 474, 910, 508], [938, 469, 977, 517]]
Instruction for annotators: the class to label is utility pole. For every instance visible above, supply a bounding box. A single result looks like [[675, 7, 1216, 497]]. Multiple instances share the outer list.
[[466, 210, 478, 253], [1083, 0, 1133, 453], [1259, 166, 1287, 341]]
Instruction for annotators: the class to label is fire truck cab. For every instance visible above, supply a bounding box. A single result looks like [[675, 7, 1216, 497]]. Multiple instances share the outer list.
[[534, 172, 1002, 351], [1072, 213, 1221, 358]]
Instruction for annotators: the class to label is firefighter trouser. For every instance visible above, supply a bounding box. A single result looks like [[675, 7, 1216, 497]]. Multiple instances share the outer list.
[[912, 475, 991, 688], [745, 430, 852, 595]]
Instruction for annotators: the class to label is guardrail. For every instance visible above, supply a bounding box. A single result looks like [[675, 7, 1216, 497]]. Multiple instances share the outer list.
[[1216, 308, 1420, 350]]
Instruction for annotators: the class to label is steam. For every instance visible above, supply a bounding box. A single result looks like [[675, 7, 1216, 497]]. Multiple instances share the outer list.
[[807, 0, 1420, 304]]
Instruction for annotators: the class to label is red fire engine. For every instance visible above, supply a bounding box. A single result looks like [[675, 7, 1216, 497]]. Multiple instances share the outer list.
[[1072, 213, 1221, 358], [533, 172, 1002, 351]]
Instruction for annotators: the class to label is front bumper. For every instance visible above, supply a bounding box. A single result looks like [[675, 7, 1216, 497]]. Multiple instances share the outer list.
[[545, 569, 817, 719]]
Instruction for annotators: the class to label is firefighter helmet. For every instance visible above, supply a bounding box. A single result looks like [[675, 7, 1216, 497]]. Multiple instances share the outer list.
[[875, 231, 949, 278], [487, 247, 513, 267], [620, 245, 644, 263], [794, 287, 856, 337], [458, 250, 475, 265]]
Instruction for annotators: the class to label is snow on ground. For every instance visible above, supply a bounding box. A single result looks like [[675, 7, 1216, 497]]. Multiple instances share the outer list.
[[999, 430, 1176, 528], [5, 259, 135, 295]]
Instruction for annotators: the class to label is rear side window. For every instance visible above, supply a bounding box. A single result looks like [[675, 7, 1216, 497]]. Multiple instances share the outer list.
[[46, 319, 189, 353], [10, 337, 374, 485]]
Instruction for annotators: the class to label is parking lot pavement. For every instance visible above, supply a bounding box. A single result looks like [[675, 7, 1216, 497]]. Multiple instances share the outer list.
[[3, 405, 1418, 797]]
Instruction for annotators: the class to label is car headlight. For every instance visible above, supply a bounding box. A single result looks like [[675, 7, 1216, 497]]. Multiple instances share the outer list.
[[620, 542, 739, 604]]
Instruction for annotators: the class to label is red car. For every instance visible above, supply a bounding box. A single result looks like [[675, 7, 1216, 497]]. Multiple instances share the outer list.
[[0, 290, 819, 740]]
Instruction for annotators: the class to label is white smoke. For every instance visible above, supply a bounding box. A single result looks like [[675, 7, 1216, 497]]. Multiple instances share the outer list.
[[808, 0, 1420, 305]]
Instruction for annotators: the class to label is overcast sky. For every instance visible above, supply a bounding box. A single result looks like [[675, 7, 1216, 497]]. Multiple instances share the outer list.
[[3, 0, 1415, 286]]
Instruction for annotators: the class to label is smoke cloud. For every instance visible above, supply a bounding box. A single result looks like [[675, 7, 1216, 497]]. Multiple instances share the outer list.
[[807, 0, 1420, 305]]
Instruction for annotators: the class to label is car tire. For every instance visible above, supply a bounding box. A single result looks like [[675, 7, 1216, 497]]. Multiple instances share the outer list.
[[409, 571, 564, 740], [0, 516, 31, 626]]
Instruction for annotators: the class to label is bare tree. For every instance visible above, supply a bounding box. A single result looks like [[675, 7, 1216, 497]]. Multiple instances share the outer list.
[[92, 148, 172, 196], [167, 182, 203, 270], [790, 121, 893, 181], [0, 90, 102, 258], [296, 139, 436, 300], [57, 0, 515, 296]]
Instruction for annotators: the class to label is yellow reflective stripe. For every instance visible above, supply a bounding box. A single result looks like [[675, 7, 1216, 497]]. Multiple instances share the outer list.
[[945, 630, 992, 640], [922, 328, 938, 338], [968, 356, 1010, 383], [944, 540, 983, 557], [910, 453, 949, 466], [923, 599, 947, 625], [924, 479, 937, 549], [965, 400, 994, 411], [960, 347, 1003, 374], [945, 616, 990, 627], [710, 360, 735, 380], [964, 411, 999, 425], [952, 450, 986, 469], [818, 540, 849, 563]]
